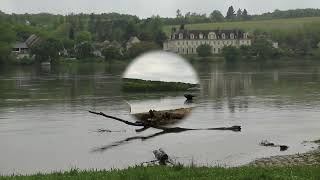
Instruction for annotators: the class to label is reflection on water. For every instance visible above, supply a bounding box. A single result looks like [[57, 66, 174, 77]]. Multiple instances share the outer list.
[[127, 96, 196, 114], [1, 60, 320, 175]]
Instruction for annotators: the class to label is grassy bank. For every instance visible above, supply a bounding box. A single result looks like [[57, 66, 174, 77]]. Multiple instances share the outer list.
[[164, 16, 320, 35], [2, 165, 320, 180], [122, 78, 198, 92]]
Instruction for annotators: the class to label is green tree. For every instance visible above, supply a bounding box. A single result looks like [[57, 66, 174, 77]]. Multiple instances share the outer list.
[[154, 31, 167, 47], [226, 6, 236, 20], [102, 46, 121, 61], [222, 46, 241, 62], [176, 9, 183, 18], [75, 42, 93, 58], [31, 38, 63, 62], [251, 38, 274, 59], [197, 44, 212, 57], [75, 31, 92, 44], [128, 42, 159, 58], [0, 42, 11, 64], [242, 9, 250, 20], [209, 10, 224, 22], [0, 23, 16, 42], [236, 9, 243, 19]]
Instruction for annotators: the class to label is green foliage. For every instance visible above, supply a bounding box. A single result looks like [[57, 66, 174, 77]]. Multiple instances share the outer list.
[[0, 42, 11, 64], [61, 39, 75, 50], [75, 42, 93, 58], [128, 42, 159, 58], [222, 46, 241, 62], [196, 44, 212, 57], [1, 165, 320, 179], [209, 10, 224, 22], [226, 6, 236, 20], [0, 23, 16, 42], [75, 31, 92, 44], [102, 47, 121, 61], [31, 38, 63, 62], [251, 38, 274, 59], [12, 56, 35, 65], [154, 31, 168, 47], [312, 48, 320, 59], [123, 78, 196, 92]]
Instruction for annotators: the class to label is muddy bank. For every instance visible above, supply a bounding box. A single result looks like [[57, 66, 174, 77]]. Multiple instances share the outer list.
[[248, 141, 320, 167]]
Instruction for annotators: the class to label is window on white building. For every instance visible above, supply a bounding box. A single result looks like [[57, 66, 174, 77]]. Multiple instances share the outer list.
[[222, 33, 226, 39], [199, 33, 203, 39], [179, 33, 183, 39], [208, 32, 216, 39], [190, 34, 194, 39], [230, 33, 234, 39]]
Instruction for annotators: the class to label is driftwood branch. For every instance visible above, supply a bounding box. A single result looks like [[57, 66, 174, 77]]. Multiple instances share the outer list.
[[89, 111, 145, 127], [89, 110, 241, 132], [90, 110, 241, 152]]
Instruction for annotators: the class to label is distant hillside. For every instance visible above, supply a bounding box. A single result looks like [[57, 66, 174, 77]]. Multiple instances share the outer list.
[[163, 17, 320, 35]]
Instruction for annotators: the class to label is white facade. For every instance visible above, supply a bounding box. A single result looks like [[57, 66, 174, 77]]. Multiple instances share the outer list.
[[163, 28, 252, 55]]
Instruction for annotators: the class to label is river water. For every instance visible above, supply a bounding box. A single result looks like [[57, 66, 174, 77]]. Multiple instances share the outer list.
[[0, 60, 320, 175]]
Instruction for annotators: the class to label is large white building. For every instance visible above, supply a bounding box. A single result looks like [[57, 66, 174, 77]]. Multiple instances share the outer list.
[[163, 26, 252, 54]]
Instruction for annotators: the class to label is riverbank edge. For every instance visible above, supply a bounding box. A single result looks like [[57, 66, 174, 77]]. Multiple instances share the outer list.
[[247, 140, 320, 167], [1, 165, 320, 179], [1, 140, 319, 179]]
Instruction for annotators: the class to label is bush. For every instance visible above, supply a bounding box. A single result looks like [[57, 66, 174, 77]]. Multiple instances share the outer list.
[[17, 56, 35, 65], [102, 46, 121, 61], [0, 42, 11, 64], [75, 42, 94, 59], [222, 46, 241, 62], [196, 44, 212, 57]]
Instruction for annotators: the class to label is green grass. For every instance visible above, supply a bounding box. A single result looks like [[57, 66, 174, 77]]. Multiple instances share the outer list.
[[122, 78, 197, 92], [164, 17, 320, 35], [2, 165, 320, 180]]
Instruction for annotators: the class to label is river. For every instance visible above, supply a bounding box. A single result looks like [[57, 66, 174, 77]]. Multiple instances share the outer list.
[[0, 60, 320, 175]]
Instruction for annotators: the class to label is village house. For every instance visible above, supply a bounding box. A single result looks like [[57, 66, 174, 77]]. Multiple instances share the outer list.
[[163, 25, 252, 54], [11, 34, 41, 59], [126, 36, 141, 50]]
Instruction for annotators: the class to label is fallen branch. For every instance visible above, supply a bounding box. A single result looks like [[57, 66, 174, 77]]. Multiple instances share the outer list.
[[89, 110, 241, 132], [89, 111, 145, 127], [90, 110, 241, 152]]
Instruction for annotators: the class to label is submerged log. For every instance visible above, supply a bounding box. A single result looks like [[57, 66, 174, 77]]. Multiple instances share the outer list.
[[133, 108, 192, 125]]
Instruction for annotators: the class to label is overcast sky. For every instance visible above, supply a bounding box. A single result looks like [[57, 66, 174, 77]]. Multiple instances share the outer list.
[[123, 51, 199, 84], [1, 0, 319, 18]]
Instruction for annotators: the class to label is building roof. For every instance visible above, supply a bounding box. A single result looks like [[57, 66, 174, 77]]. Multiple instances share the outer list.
[[25, 34, 41, 47], [172, 28, 248, 40], [127, 36, 140, 43], [12, 42, 28, 49]]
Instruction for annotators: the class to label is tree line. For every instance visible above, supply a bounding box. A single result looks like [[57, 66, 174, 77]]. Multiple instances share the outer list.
[[161, 8, 320, 25], [0, 11, 167, 64]]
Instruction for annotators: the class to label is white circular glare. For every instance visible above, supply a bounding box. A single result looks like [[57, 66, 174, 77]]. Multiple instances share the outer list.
[[122, 51, 200, 125], [123, 51, 199, 84]]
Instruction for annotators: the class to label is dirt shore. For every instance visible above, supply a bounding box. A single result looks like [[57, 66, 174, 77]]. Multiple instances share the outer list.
[[248, 141, 320, 167]]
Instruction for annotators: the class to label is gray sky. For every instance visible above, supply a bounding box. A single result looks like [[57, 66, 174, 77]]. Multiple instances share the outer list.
[[1, 0, 319, 18], [123, 51, 199, 84]]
